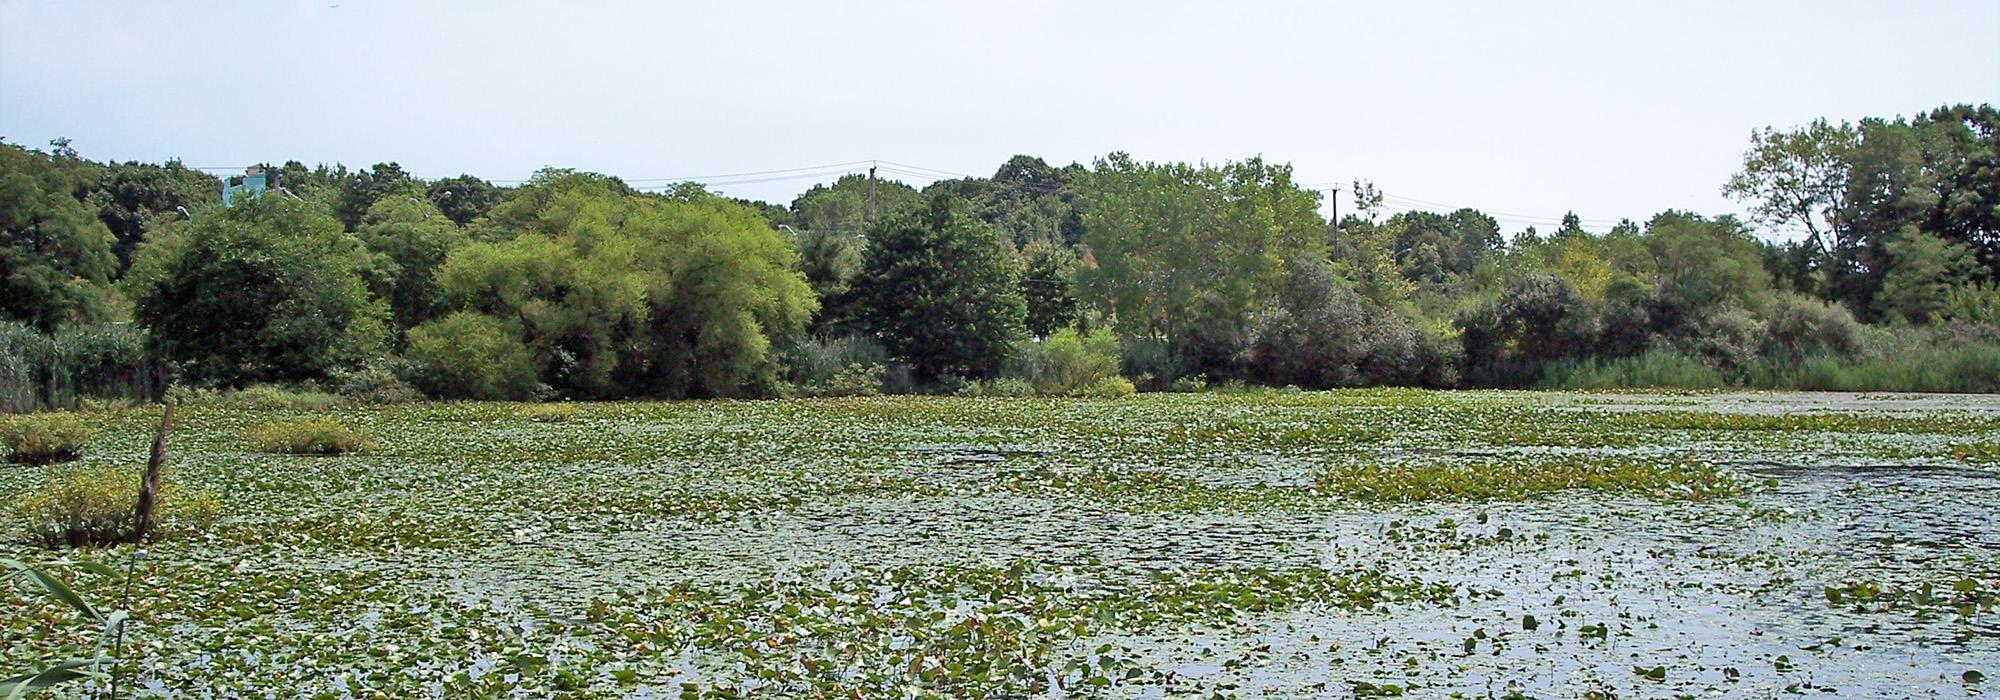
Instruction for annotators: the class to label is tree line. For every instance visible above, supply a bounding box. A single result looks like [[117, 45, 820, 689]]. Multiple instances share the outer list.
[[3, 102, 1996, 407]]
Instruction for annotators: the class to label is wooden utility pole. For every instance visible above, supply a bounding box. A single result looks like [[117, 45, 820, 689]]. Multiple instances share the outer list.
[[867, 163, 878, 223]]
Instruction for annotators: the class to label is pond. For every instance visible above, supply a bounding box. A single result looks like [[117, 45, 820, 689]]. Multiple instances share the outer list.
[[3, 390, 1994, 697]]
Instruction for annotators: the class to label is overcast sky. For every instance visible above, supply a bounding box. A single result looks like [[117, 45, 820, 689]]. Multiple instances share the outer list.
[[3, 0, 1996, 236]]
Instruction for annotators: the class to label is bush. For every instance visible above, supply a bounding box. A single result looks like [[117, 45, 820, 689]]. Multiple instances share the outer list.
[[217, 384, 347, 411], [1169, 374, 1209, 393], [332, 361, 422, 403], [1119, 337, 1184, 391], [958, 377, 1035, 398], [1077, 376, 1137, 399], [18, 462, 219, 548], [1760, 293, 1862, 361], [520, 403, 581, 423], [245, 418, 372, 455], [1006, 328, 1122, 396], [405, 312, 541, 400], [781, 335, 890, 388], [1, 413, 94, 465]]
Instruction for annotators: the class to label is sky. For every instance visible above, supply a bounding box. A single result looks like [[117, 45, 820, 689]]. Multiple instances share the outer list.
[[2, 0, 1996, 238]]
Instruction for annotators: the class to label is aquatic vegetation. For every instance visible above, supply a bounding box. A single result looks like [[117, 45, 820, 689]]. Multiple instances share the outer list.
[[0, 390, 1992, 696], [243, 417, 372, 455], [1, 413, 94, 465]]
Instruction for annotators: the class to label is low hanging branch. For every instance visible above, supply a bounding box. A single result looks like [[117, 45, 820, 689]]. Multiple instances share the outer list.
[[131, 402, 175, 542]]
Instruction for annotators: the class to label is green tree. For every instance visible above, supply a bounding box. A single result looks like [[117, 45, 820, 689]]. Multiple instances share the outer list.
[[0, 142, 120, 330], [356, 196, 469, 333], [1019, 240, 1079, 338], [426, 175, 507, 227], [128, 193, 388, 386], [1077, 153, 1325, 373], [435, 172, 815, 398], [1722, 118, 1859, 256], [1875, 227, 1981, 323], [859, 193, 1026, 380], [789, 225, 865, 335], [88, 160, 220, 269], [792, 174, 920, 238]]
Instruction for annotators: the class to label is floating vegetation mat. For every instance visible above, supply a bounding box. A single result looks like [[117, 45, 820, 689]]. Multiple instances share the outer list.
[[2, 390, 1996, 697]]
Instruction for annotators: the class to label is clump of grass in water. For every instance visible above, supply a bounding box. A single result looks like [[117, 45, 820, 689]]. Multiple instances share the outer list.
[[244, 418, 371, 455], [1, 412, 95, 465], [519, 402, 582, 423], [1316, 456, 1742, 502]]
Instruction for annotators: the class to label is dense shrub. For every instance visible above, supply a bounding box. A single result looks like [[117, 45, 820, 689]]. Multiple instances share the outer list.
[[1119, 337, 1186, 391], [1007, 328, 1122, 396], [1760, 293, 1863, 360], [1, 413, 94, 465], [18, 463, 220, 548], [167, 384, 346, 411], [1077, 376, 1137, 399], [859, 193, 1027, 381], [1250, 261, 1459, 388], [405, 312, 541, 400], [245, 418, 372, 455], [127, 194, 389, 387], [781, 335, 891, 396], [331, 361, 423, 403]]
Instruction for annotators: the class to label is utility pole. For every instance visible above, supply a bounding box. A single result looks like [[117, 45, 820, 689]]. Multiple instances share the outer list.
[[1329, 187, 1341, 231], [867, 162, 878, 224]]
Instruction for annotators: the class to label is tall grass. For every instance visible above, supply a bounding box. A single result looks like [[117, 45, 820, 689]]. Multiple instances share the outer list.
[[1, 322, 160, 413], [1538, 349, 1728, 391], [1539, 340, 2000, 394]]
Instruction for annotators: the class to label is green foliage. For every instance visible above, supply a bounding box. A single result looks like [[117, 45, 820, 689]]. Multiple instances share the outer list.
[[427, 174, 507, 227], [859, 193, 1027, 381], [18, 462, 219, 547], [0, 321, 157, 413], [330, 361, 422, 403], [1077, 376, 1137, 399], [788, 225, 864, 335], [1, 558, 123, 692], [439, 172, 815, 398], [1316, 456, 1741, 502], [1, 413, 94, 465], [0, 142, 120, 330], [244, 418, 372, 456], [1006, 328, 1123, 396], [1019, 239, 1080, 337], [356, 195, 469, 333], [127, 193, 388, 387], [1250, 260, 1456, 388], [790, 174, 921, 238], [167, 384, 346, 412], [1760, 293, 1862, 360], [1876, 227, 1981, 323], [1079, 153, 1326, 372], [1538, 349, 1729, 391], [404, 312, 542, 401]]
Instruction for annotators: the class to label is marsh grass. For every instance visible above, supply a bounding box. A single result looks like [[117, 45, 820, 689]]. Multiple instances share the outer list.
[[244, 418, 371, 455], [1, 413, 94, 465], [17, 462, 220, 548], [520, 403, 583, 423]]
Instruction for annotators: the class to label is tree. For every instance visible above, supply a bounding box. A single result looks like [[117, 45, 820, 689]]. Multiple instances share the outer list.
[[1875, 227, 1980, 323], [333, 162, 416, 231], [88, 160, 220, 269], [128, 193, 388, 386], [1077, 153, 1325, 374], [0, 142, 120, 330], [356, 196, 469, 333], [426, 175, 506, 227], [792, 174, 920, 238], [433, 172, 815, 398], [1722, 118, 1859, 255], [1019, 240, 1079, 338], [789, 225, 865, 335], [858, 193, 1026, 380]]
